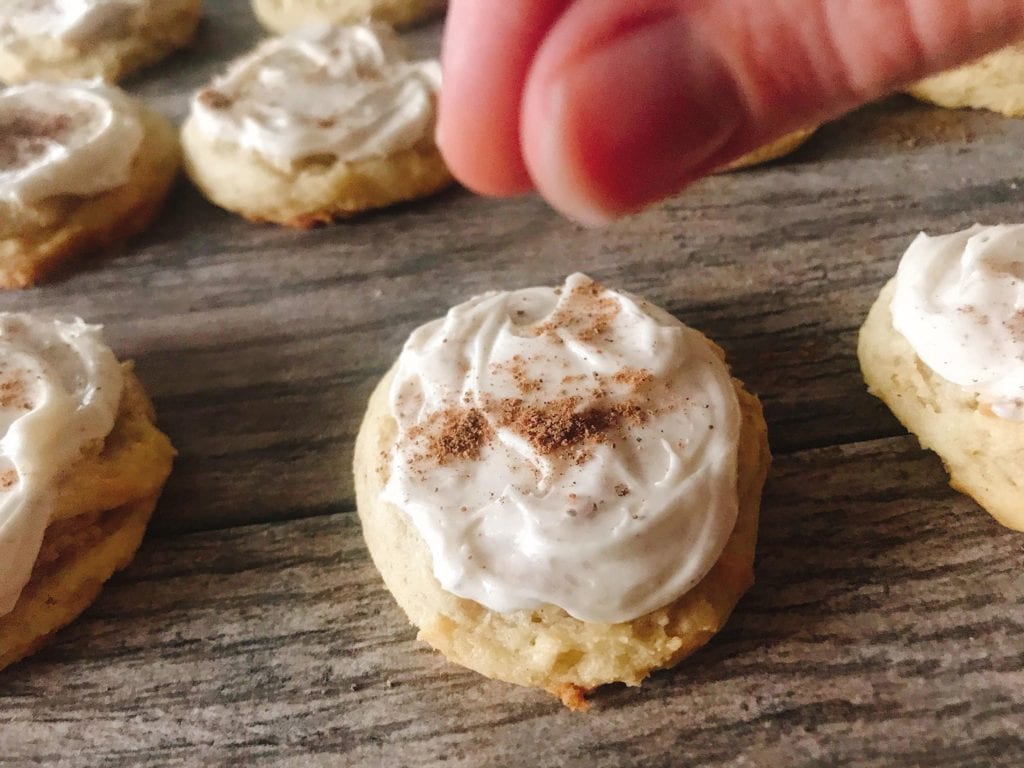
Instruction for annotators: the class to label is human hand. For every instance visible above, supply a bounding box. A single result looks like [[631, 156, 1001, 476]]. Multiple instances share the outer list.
[[437, 0, 1024, 224]]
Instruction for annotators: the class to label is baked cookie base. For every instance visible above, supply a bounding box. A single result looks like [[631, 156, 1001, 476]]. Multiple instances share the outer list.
[[354, 349, 771, 709], [859, 279, 1024, 532], [719, 128, 816, 173], [182, 117, 453, 227], [0, 369, 175, 670], [0, 104, 181, 289], [52, 367, 178, 523], [0, 495, 157, 671], [908, 44, 1024, 117], [0, 0, 202, 84], [252, 0, 446, 34]]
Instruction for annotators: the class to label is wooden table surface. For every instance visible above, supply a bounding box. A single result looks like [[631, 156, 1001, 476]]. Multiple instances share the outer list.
[[2, 3, 1023, 766]]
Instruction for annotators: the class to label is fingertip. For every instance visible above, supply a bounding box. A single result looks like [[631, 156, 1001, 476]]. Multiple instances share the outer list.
[[435, 107, 535, 197], [521, 4, 744, 222]]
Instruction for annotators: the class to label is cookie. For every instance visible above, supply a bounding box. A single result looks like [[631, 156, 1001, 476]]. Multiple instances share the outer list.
[[355, 274, 771, 708], [0, 0, 202, 85], [720, 128, 817, 172], [252, 0, 445, 33], [182, 24, 452, 227], [0, 315, 175, 671], [908, 43, 1024, 116], [859, 225, 1024, 532], [0, 81, 180, 289]]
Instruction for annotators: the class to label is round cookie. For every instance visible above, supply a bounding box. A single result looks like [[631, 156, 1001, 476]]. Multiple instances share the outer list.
[[0, 315, 175, 671], [719, 128, 817, 173], [0, 0, 202, 85], [0, 81, 180, 289], [908, 43, 1024, 116], [860, 280, 1019, 532], [860, 279, 1024, 533], [182, 24, 452, 227], [252, 0, 446, 34], [354, 275, 771, 708]]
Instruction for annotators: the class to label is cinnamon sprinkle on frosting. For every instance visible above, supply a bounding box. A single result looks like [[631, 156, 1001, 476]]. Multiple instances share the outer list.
[[0, 110, 72, 169], [380, 272, 743, 623], [398, 278, 662, 468], [410, 407, 493, 465], [532, 276, 620, 343], [0, 375, 32, 411], [494, 397, 646, 456]]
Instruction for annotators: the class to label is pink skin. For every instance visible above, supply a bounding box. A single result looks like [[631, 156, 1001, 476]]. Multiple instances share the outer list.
[[438, 0, 1024, 224]]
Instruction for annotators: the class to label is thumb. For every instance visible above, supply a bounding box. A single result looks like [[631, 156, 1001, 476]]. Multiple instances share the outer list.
[[520, 0, 1024, 224]]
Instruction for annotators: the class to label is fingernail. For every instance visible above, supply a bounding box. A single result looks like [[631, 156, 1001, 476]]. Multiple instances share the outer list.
[[525, 12, 744, 223]]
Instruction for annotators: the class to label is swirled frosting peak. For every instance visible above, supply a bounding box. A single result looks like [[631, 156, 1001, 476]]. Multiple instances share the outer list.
[[0, 1, 144, 45], [0, 314, 123, 617], [892, 224, 1024, 420], [381, 274, 742, 624], [190, 24, 442, 171], [0, 81, 143, 205]]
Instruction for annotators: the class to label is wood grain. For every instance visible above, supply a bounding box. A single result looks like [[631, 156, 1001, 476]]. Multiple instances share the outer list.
[[2, 438, 1022, 767], [1, 1, 1023, 764]]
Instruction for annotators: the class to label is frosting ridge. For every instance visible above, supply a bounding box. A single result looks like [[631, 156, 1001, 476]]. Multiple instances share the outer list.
[[190, 24, 441, 171]]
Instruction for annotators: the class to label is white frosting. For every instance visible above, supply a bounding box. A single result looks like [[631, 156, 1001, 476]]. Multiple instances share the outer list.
[[0, 81, 143, 205], [190, 24, 441, 171], [0, 0, 144, 45], [892, 224, 1024, 420], [381, 273, 742, 624], [0, 314, 123, 617]]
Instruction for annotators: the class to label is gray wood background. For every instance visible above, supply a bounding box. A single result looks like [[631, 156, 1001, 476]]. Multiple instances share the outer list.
[[1, 2, 1022, 765]]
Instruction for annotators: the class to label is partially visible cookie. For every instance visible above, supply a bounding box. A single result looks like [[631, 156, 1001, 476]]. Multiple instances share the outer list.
[[355, 273, 771, 708], [908, 43, 1024, 116], [859, 225, 1024, 532], [0, 494, 159, 671], [0, 315, 175, 671], [252, 0, 446, 34], [182, 24, 452, 227], [719, 128, 817, 172], [0, 81, 180, 289], [0, 0, 202, 84]]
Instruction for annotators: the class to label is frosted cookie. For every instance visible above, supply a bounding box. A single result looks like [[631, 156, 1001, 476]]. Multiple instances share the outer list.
[[355, 273, 771, 709], [859, 224, 1024, 532], [252, 0, 445, 34], [0, 81, 180, 289], [909, 43, 1024, 116], [181, 24, 452, 227], [719, 128, 817, 173], [0, 0, 202, 85], [0, 314, 175, 671]]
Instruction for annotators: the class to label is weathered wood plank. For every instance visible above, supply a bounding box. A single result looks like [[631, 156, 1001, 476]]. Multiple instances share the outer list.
[[1, 437, 1021, 767]]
